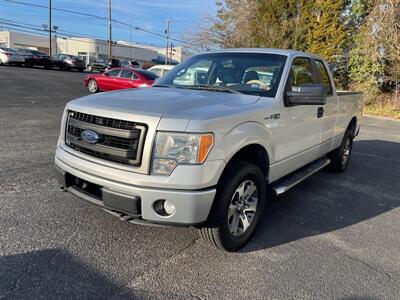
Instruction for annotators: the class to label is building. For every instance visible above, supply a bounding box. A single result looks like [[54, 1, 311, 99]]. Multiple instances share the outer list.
[[117, 41, 186, 64], [0, 30, 159, 66]]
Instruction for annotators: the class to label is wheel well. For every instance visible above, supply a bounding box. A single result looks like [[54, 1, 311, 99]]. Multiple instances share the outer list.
[[348, 117, 357, 136], [223, 144, 269, 179]]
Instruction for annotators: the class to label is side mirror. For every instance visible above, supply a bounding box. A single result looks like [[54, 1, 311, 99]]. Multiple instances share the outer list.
[[285, 84, 327, 106], [104, 72, 109, 76]]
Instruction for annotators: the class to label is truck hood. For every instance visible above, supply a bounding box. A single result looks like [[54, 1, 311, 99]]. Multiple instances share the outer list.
[[68, 87, 261, 120]]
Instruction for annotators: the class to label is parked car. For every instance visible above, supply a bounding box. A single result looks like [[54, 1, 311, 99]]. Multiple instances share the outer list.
[[52, 54, 86, 72], [55, 49, 364, 252], [0, 47, 25, 66], [147, 64, 174, 77], [87, 58, 121, 72], [17, 49, 52, 69], [121, 60, 141, 69], [83, 67, 158, 93]]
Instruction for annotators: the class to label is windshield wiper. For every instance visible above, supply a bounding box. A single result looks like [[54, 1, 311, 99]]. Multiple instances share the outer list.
[[152, 84, 175, 88], [184, 85, 242, 94]]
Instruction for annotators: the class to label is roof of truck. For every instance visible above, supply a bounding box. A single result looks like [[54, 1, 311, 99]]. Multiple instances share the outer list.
[[201, 48, 324, 60]]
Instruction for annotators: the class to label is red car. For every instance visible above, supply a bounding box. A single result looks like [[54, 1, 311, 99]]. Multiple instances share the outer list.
[[84, 67, 159, 93]]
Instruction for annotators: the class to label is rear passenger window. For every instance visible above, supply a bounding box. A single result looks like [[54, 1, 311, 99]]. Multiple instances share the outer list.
[[315, 60, 333, 95], [287, 58, 316, 92], [106, 69, 120, 77], [120, 70, 133, 79]]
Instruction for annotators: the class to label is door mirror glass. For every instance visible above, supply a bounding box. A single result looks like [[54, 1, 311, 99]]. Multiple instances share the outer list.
[[286, 84, 327, 106]]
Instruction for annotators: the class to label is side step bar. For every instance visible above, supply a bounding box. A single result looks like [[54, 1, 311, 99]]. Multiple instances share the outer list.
[[271, 158, 331, 196]]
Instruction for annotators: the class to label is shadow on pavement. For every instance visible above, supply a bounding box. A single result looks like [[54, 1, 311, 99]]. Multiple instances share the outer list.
[[243, 140, 400, 252], [0, 249, 135, 299]]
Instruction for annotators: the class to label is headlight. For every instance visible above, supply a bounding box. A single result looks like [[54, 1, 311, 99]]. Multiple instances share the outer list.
[[152, 132, 214, 175]]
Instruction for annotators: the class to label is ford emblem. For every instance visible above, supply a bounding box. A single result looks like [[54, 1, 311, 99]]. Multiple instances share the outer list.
[[81, 129, 100, 144]]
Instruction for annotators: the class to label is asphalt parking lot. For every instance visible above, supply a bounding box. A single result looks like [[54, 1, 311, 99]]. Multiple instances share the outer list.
[[1, 66, 399, 299]]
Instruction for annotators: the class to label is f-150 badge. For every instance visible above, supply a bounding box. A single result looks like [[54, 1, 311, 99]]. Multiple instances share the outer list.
[[264, 113, 280, 120]]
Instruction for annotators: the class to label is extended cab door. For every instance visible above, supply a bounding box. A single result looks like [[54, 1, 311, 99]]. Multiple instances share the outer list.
[[274, 57, 324, 178], [312, 59, 339, 155]]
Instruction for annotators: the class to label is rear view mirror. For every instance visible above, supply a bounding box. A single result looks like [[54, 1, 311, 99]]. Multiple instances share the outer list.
[[285, 84, 327, 106]]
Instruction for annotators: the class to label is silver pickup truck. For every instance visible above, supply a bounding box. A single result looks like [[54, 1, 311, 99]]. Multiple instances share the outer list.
[[54, 49, 363, 251]]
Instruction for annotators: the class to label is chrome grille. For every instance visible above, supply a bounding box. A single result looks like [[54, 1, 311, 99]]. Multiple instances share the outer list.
[[65, 111, 147, 166]]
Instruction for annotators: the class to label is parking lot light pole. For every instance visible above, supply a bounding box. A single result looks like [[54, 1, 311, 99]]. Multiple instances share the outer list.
[[108, 0, 112, 60], [49, 0, 52, 56], [165, 20, 170, 65]]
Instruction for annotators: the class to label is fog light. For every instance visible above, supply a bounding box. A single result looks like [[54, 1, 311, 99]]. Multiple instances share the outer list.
[[153, 199, 176, 216], [163, 200, 176, 215]]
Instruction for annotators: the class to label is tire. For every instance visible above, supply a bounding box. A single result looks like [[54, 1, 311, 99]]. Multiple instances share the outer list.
[[78, 68, 85, 73], [199, 161, 267, 252], [328, 129, 354, 172], [88, 79, 99, 93]]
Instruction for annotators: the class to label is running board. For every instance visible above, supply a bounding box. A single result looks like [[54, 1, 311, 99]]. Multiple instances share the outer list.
[[271, 158, 331, 196]]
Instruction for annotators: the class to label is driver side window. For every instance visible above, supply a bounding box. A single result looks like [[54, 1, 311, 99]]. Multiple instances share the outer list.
[[173, 60, 212, 86], [106, 69, 121, 77], [287, 58, 316, 92]]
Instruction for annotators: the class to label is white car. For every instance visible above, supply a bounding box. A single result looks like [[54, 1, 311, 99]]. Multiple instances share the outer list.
[[147, 64, 174, 77], [0, 47, 25, 66]]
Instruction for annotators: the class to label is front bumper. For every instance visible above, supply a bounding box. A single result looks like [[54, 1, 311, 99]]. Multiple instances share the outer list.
[[54, 156, 217, 226]]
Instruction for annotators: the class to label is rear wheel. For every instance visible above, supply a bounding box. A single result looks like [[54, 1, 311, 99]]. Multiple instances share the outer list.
[[328, 129, 354, 172], [88, 79, 98, 93], [78, 68, 85, 73], [199, 161, 267, 252]]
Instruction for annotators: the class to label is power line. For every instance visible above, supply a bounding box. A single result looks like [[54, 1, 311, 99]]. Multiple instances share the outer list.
[[3, 0, 107, 20], [1, 0, 193, 47], [0, 20, 182, 52]]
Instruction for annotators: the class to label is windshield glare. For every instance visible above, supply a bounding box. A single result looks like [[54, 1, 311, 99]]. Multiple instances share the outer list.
[[156, 52, 287, 97]]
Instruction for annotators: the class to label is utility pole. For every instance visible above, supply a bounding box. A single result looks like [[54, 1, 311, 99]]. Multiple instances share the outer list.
[[130, 16, 133, 60], [48, 0, 52, 55], [108, 0, 112, 60], [170, 43, 173, 63], [165, 20, 170, 65], [53, 26, 58, 55]]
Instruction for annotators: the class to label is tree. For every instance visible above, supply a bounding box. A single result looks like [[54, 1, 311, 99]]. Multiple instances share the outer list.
[[349, 0, 400, 103]]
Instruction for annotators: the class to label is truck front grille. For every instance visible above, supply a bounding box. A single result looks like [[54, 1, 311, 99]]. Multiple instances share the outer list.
[[65, 111, 147, 166]]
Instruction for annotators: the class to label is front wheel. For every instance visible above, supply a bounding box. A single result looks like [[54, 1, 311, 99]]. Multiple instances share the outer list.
[[199, 161, 267, 252], [88, 79, 99, 93]]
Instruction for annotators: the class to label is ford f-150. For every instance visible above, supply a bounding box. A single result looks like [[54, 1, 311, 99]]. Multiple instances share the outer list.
[[54, 49, 364, 251]]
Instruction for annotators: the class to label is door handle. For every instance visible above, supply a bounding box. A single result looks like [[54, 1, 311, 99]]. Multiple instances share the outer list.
[[317, 107, 324, 118]]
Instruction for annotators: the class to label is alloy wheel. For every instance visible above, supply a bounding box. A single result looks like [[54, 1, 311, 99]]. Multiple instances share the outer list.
[[227, 180, 258, 236]]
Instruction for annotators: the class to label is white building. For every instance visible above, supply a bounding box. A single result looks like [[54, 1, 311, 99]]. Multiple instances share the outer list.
[[117, 41, 185, 64], [0, 30, 158, 66]]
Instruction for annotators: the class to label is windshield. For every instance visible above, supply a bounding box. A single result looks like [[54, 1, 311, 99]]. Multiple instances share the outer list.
[[0, 47, 16, 52], [156, 52, 287, 97]]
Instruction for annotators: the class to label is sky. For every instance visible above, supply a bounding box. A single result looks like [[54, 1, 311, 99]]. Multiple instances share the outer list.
[[0, 0, 217, 48]]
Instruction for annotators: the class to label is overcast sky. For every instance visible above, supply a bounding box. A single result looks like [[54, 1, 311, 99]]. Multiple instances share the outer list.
[[0, 0, 216, 47]]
